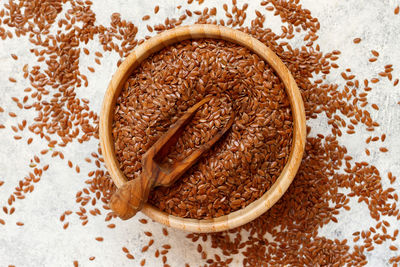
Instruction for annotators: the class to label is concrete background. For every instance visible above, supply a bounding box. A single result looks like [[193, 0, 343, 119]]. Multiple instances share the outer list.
[[0, 0, 399, 266]]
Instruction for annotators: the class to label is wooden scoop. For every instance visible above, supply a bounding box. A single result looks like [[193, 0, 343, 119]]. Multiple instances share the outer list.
[[109, 96, 234, 220]]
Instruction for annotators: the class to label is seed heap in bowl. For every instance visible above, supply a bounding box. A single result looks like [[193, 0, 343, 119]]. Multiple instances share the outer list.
[[157, 95, 233, 166], [112, 39, 293, 219]]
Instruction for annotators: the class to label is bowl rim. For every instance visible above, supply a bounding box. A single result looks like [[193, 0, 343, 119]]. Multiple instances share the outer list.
[[99, 24, 306, 233]]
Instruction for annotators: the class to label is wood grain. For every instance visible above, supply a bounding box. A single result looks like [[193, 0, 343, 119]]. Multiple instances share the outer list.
[[99, 24, 306, 233]]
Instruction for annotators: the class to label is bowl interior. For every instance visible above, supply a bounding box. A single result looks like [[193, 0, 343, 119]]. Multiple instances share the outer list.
[[99, 24, 306, 233]]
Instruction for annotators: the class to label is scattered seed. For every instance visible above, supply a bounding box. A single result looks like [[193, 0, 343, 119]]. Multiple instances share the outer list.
[[162, 228, 168, 236], [371, 50, 379, 57], [371, 104, 379, 110], [139, 219, 148, 224], [144, 231, 152, 237]]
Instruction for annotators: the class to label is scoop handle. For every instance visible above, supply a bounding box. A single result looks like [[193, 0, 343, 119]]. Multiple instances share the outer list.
[[109, 174, 153, 220]]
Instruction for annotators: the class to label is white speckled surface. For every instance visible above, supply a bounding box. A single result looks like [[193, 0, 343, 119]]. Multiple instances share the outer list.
[[0, 0, 399, 266]]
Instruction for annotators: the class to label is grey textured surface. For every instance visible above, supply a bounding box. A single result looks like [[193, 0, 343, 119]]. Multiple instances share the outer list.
[[0, 0, 399, 266]]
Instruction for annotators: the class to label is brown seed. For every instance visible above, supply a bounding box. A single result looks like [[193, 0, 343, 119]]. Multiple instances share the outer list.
[[142, 15, 150, 21], [353, 38, 361, 44], [371, 50, 379, 57], [95, 237, 104, 242], [144, 231, 152, 237], [162, 228, 168, 236]]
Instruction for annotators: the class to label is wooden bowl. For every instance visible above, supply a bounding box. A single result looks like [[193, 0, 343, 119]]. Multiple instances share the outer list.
[[99, 24, 306, 233]]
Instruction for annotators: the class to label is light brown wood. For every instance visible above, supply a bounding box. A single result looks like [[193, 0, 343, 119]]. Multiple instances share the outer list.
[[100, 24, 306, 233], [109, 96, 234, 220]]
